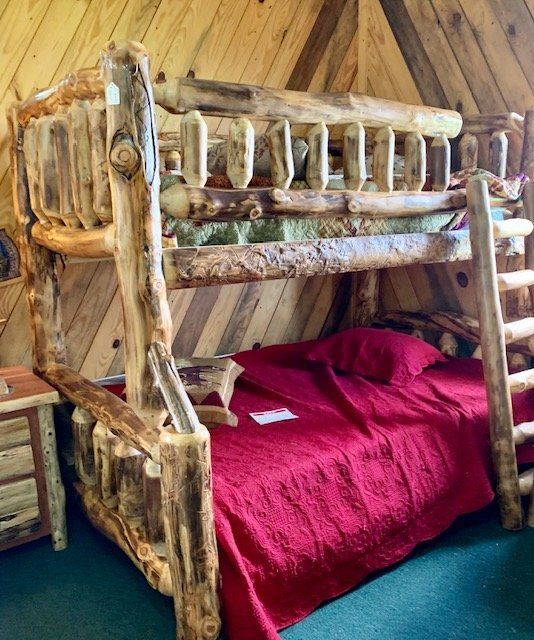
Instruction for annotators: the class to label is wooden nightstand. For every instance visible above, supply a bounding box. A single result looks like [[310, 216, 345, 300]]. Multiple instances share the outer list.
[[0, 366, 66, 551]]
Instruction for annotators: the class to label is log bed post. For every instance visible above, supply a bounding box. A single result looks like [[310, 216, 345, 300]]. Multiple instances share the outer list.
[[149, 342, 221, 640], [100, 41, 172, 427], [8, 107, 67, 373]]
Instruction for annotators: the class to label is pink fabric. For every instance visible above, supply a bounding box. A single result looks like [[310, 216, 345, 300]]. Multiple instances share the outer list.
[[305, 327, 446, 385]]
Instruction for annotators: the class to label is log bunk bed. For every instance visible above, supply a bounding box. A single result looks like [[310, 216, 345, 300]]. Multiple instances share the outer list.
[[8, 40, 534, 640]]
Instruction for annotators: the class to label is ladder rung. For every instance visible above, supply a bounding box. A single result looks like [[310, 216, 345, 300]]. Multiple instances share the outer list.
[[492, 218, 533, 238], [497, 269, 534, 291], [518, 468, 534, 496], [513, 421, 534, 445], [509, 368, 534, 393], [503, 317, 534, 343]]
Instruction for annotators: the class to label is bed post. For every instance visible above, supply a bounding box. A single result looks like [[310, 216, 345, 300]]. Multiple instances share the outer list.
[[8, 106, 67, 372], [100, 41, 172, 427], [353, 270, 380, 327]]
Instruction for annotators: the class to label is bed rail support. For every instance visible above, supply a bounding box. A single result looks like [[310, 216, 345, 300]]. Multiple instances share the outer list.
[[100, 41, 172, 427]]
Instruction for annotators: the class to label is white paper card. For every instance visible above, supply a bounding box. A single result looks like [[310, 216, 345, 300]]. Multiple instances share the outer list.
[[106, 82, 120, 105], [249, 408, 298, 425]]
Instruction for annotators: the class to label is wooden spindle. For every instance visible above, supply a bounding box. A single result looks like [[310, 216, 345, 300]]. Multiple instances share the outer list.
[[489, 131, 508, 179], [166, 150, 181, 172], [404, 131, 426, 191], [68, 99, 100, 228], [373, 126, 394, 192], [143, 458, 165, 553], [115, 442, 145, 527], [430, 134, 451, 192], [459, 133, 478, 170], [92, 421, 119, 508], [88, 98, 112, 223], [343, 123, 366, 191], [306, 122, 328, 190], [227, 117, 254, 188], [266, 119, 294, 189], [181, 110, 208, 187], [36, 116, 64, 226], [54, 113, 80, 228], [72, 406, 96, 486], [22, 119, 52, 228]]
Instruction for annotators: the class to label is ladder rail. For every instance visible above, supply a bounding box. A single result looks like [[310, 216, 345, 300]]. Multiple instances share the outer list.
[[468, 178, 524, 530]]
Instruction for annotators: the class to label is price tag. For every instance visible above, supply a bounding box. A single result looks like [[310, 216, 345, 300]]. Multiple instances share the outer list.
[[106, 82, 120, 106], [249, 408, 298, 425]]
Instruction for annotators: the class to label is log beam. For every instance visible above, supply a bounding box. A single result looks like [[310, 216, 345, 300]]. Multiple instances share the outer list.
[[462, 112, 524, 135], [31, 222, 114, 258]]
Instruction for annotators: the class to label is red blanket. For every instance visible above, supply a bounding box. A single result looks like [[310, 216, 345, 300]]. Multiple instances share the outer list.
[[209, 342, 534, 640]]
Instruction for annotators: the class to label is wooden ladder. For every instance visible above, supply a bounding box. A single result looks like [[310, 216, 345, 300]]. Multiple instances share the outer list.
[[468, 178, 534, 530]]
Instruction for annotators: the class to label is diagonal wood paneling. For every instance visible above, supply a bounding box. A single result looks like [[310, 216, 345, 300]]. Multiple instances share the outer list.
[[0, 0, 533, 376]]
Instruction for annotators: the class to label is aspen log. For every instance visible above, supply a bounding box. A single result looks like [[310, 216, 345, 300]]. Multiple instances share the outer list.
[[101, 40, 173, 427], [36, 115, 63, 226], [166, 150, 181, 172], [32, 221, 115, 258], [163, 230, 522, 289], [343, 123, 366, 191], [518, 468, 534, 495], [54, 113, 80, 228], [489, 131, 508, 179], [520, 108, 534, 178], [459, 133, 478, 171], [68, 99, 100, 227], [22, 119, 53, 227], [373, 127, 394, 192], [492, 218, 533, 239], [181, 110, 208, 187], [227, 118, 254, 188], [353, 270, 379, 326], [462, 112, 524, 135], [115, 441, 145, 527], [306, 123, 328, 190], [72, 406, 97, 486], [160, 183, 470, 221], [266, 119, 294, 189], [88, 98, 112, 223], [508, 368, 534, 394], [430, 134, 451, 192], [404, 131, 426, 191], [93, 421, 119, 508], [143, 458, 165, 553], [8, 108, 67, 373], [468, 178, 523, 530], [153, 76, 462, 137]]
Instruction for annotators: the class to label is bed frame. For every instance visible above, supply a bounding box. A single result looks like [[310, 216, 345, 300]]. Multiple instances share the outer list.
[[8, 40, 534, 640]]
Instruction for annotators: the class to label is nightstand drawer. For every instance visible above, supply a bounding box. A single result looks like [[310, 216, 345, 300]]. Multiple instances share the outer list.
[[0, 444, 35, 481], [0, 505, 41, 545], [0, 477, 38, 515], [0, 416, 31, 451]]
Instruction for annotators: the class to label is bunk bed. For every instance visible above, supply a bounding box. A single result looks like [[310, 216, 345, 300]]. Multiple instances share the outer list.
[[8, 40, 534, 640]]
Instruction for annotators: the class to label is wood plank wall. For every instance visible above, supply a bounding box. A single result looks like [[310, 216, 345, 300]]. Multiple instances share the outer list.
[[0, 0, 532, 376]]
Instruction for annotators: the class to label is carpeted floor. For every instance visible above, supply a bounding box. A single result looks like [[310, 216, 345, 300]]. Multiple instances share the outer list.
[[1, 503, 533, 640]]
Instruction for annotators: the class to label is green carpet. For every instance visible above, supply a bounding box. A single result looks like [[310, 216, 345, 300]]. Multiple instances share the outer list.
[[1, 503, 533, 640]]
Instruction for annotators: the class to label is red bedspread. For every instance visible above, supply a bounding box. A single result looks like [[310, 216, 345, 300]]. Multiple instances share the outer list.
[[208, 342, 534, 640]]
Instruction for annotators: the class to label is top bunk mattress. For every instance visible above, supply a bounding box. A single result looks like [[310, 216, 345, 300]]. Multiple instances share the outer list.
[[205, 339, 534, 640]]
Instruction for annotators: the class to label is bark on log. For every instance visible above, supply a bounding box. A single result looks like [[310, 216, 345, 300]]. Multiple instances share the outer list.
[[181, 110, 208, 187], [160, 183, 470, 221], [343, 123, 366, 191], [468, 178, 523, 530], [72, 406, 97, 486], [8, 107, 67, 373], [32, 221, 115, 258], [101, 40, 173, 427], [227, 118, 254, 188], [459, 133, 478, 171], [163, 231, 522, 289], [54, 113, 80, 228], [404, 131, 426, 191], [68, 99, 100, 228], [115, 441, 145, 527], [88, 98, 113, 223], [373, 127, 394, 192], [489, 131, 508, 179], [306, 123, 328, 190], [462, 112, 524, 135], [43, 364, 160, 461], [430, 134, 451, 192], [93, 421, 119, 508], [22, 119, 53, 228], [77, 484, 171, 595], [153, 76, 462, 137], [266, 119, 294, 189]]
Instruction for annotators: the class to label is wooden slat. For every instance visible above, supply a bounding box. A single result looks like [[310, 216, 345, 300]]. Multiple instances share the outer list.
[[373, 126, 394, 192], [306, 122, 329, 190], [343, 123, 366, 191], [497, 270, 534, 291]]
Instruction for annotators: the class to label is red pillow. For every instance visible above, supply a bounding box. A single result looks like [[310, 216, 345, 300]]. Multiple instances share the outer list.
[[306, 327, 446, 386]]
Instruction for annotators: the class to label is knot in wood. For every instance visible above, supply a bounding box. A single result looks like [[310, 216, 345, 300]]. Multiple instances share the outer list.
[[200, 616, 221, 639], [110, 134, 141, 177], [249, 206, 262, 219]]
